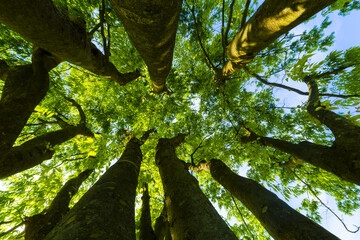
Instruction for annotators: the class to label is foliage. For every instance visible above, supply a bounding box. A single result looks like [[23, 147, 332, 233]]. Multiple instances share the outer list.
[[0, 0, 359, 239]]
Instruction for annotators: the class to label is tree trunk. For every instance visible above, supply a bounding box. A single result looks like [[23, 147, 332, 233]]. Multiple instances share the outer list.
[[0, 48, 60, 152], [155, 134, 238, 240], [139, 184, 156, 240], [0, 124, 93, 179], [0, 0, 140, 85], [196, 159, 340, 240], [44, 132, 151, 240], [25, 169, 93, 240], [154, 206, 172, 240], [215, 0, 336, 82], [110, 0, 183, 93], [304, 76, 360, 148]]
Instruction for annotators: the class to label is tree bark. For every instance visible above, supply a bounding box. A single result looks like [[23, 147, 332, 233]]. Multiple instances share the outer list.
[[304, 76, 360, 148], [0, 0, 140, 85], [154, 206, 172, 240], [194, 159, 340, 240], [241, 129, 360, 186], [139, 184, 156, 240], [25, 169, 93, 240], [215, 0, 336, 82], [44, 132, 151, 240], [0, 48, 60, 152], [110, 0, 183, 93], [155, 134, 238, 240], [0, 124, 93, 179]]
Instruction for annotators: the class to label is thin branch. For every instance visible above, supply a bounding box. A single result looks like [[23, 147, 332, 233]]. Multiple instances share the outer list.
[[224, 0, 236, 47], [231, 194, 255, 240], [0, 222, 24, 238], [0, 220, 13, 226], [185, 1, 216, 71], [190, 137, 206, 165], [64, 97, 87, 125], [289, 167, 360, 233], [221, 0, 226, 63], [240, 0, 251, 29], [244, 66, 360, 99], [311, 63, 358, 80]]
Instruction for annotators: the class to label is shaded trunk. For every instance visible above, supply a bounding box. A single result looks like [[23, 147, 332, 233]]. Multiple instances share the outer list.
[[110, 0, 183, 93], [241, 133, 360, 186], [44, 133, 150, 240], [304, 76, 360, 148], [0, 124, 93, 179], [203, 159, 340, 240], [155, 134, 238, 240], [25, 169, 93, 240], [0, 48, 60, 152], [139, 184, 156, 240], [215, 0, 336, 82], [154, 206, 172, 240], [0, 0, 140, 85]]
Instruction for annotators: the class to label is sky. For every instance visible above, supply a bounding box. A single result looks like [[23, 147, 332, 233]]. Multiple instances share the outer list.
[[260, 7, 360, 240]]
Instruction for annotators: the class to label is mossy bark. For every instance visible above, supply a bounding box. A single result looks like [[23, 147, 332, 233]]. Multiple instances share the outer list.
[[44, 136, 145, 240], [207, 159, 340, 240], [156, 134, 238, 240], [0, 0, 139, 84], [110, 0, 183, 93], [215, 0, 336, 82], [25, 169, 93, 240]]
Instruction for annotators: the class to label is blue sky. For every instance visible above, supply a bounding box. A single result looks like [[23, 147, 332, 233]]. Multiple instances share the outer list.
[[268, 7, 360, 240]]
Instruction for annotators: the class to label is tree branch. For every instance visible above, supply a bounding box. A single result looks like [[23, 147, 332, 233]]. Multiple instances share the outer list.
[[0, 222, 24, 238], [288, 167, 360, 233], [245, 66, 360, 99], [240, 0, 251, 29], [311, 63, 358, 79], [186, 1, 216, 71]]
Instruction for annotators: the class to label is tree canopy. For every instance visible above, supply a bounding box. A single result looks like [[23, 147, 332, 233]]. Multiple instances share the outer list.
[[0, 0, 359, 239]]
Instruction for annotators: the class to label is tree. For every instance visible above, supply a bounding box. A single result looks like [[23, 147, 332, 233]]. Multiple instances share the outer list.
[[0, 0, 359, 239]]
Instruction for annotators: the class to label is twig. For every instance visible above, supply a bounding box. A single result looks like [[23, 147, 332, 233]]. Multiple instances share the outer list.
[[185, 1, 216, 71], [231, 194, 255, 239], [0, 222, 24, 238], [289, 167, 360, 233], [240, 0, 251, 29], [244, 66, 359, 99]]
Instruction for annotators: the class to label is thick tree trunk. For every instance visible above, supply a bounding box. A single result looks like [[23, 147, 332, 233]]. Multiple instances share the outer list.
[[110, 0, 183, 93], [0, 48, 60, 152], [25, 169, 93, 240], [139, 184, 156, 240], [155, 134, 238, 240], [44, 132, 151, 240], [194, 159, 339, 240], [215, 0, 336, 82], [154, 206, 172, 240], [0, 0, 140, 85], [0, 124, 93, 179]]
